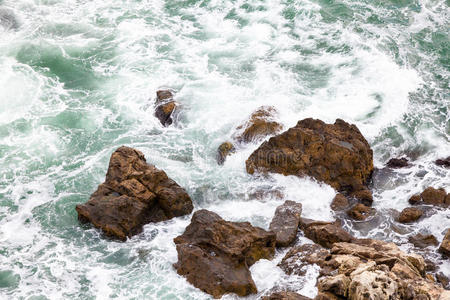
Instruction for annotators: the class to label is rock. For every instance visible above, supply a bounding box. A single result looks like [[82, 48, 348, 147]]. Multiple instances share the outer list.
[[262, 291, 312, 300], [398, 207, 423, 223], [435, 156, 450, 167], [246, 118, 373, 195], [347, 203, 373, 221], [408, 194, 422, 205], [173, 210, 275, 298], [76, 146, 193, 240], [408, 234, 439, 248], [386, 157, 409, 168], [0, 8, 19, 30], [421, 187, 447, 206], [269, 200, 303, 247], [234, 106, 283, 144], [299, 218, 354, 248], [438, 229, 450, 257], [216, 141, 235, 165], [331, 193, 349, 211], [154, 90, 177, 126], [318, 274, 350, 297], [279, 243, 330, 276], [348, 264, 399, 300], [349, 189, 373, 207], [436, 272, 449, 289]]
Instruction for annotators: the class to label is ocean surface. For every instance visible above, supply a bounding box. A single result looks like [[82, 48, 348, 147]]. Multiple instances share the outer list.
[[0, 0, 449, 299]]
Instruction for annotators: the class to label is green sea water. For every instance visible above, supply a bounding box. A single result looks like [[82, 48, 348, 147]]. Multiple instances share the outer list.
[[0, 0, 449, 299]]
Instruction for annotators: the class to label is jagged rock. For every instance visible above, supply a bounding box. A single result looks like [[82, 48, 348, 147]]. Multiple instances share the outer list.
[[408, 187, 449, 207], [331, 193, 349, 211], [76, 146, 193, 240], [318, 274, 350, 297], [154, 90, 177, 126], [439, 229, 450, 257], [173, 210, 275, 298], [246, 118, 373, 196], [435, 156, 450, 168], [408, 234, 439, 248], [436, 272, 449, 289], [299, 218, 354, 248], [398, 207, 423, 223], [279, 243, 330, 276], [216, 141, 235, 165], [349, 189, 373, 207], [262, 291, 312, 300], [235, 106, 283, 144], [386, 157, 409, 168], [270, 201, 302, 247], [347, 203, 373, 221], [409, 194, 422, 205]]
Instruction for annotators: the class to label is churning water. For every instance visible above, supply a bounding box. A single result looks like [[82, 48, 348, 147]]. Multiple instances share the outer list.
[[0, 0, 449, 299]]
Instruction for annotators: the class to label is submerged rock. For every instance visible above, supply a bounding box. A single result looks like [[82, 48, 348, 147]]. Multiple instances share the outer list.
[[386, 157, 409, 168], [76, 146, 193, 240], [347, 203, 373, 221], [408, 234, 439, 248], [173, 210, 275, 298], [439, 229, 450, 257], [299, 218, 354, 248], [278, 243, 330, 276], [246, 118, 373, 195], [435, 156, 450, 168], [216, 141, 235, 165], [398, 207, 423, 223], [261, 291, 312, 300], [154, 90, 177, 126], [269, 200, 302, 247]]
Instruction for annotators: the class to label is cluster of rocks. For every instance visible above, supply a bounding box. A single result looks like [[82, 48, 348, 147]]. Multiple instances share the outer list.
[[75, 107, 449, 299]]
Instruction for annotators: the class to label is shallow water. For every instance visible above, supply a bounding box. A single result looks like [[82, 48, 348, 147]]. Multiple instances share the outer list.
[[0, 0, 449, 299]]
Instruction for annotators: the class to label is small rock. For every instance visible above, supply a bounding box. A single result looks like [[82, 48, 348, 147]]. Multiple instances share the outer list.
[[299, 218, 354, 248], [408, 234, 439, 248], [386, 157, 409, 168], [261, 291, 312, 300], [269, 201, 303, 247], [173, 210, 275, 298], [438, 229, 450, 257], [408, 194, 422, 205], [154, 90, 176, 126], [216, 141, 235, 165], [421, 187, 446, 206], [398, 207, 423, 223], [331, 193, 349, 211], [349, 189, 373, 207], [347, 203, 373, 221], [435, 156, 450, 167], [235, 106, 283, 144], [436, 272, 450, 289]]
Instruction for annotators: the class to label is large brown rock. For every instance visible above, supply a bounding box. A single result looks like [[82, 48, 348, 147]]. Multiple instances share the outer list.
[[246, 118, 373, 194], [173, 210, 275, 298], [76, 146, 193, 240], [154, 90, 177, 126], [299, 218, 354, 248], [216, 141, 235, 165], [269, 200, 303, 247], [421, 187, 447, 206], [398, 207, 423, 223], [439, 229, 450, 257]]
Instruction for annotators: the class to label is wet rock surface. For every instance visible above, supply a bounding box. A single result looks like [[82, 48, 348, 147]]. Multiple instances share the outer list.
[[269, 200, 303, 247], [347, 203, 373, 221], [331, 193, 349, 211], [299, 218, 354, 248], [278, 243, 330, 276], [408, 234, 439, 248], [409, 187, 449, 207], [386, 157, 409, 168], [216, 141, 235, 165], [435, 156, 450, 168], [261, 291, 312, 300], [398, 207, 423, 223], [439, 229, 450, 257], [76, 146, 193, 240], [246, 118, 373, 196], [154, 90, 177, 126], [173, 209, 275, 298]]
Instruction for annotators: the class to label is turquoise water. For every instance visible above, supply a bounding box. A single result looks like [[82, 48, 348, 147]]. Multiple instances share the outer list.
[[0, 0, 449, 299]]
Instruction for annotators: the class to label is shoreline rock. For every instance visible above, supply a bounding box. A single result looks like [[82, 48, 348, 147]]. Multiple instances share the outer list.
[[398, 207, 423, 223], [409, 187, 449, 207], [386, 157, 409, 168], [173, 209, 275, 298], [154, 90, 177, 126], [438, 229, 450, 257], [76, 146, 193, 240], [269, 200, 302, 247], [299, 218, 354, 248]]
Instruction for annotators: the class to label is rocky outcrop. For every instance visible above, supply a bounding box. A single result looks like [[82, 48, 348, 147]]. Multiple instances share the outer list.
[[173, 210, 275, 298], [76, 146, 193, 240], [347, 203, 373, 221], [246, 119, 373, 196], [408, 187, 449, 207], [408, 234, 439, 248], [154, 90, 177, 126], [269, 201, 303, 247], [331, 193, 349, 211], [438, 229, 450, 257], [398, 207, 423, 223], [435, 156, 450, 168], [280, 238, 447, 300], [299, 218, 354, 248], [216, 141, 235, 165], [262, 291, 312, 300], [386, 157, 409, 168], [217, 106, 282, 164]]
